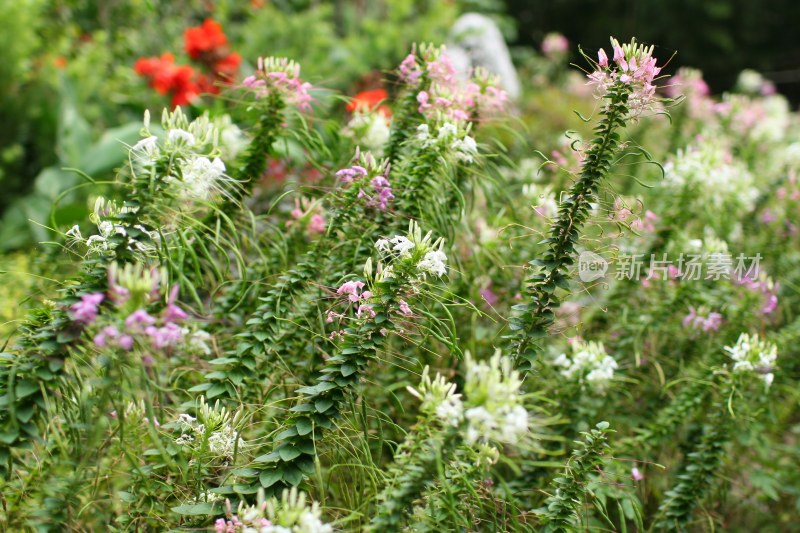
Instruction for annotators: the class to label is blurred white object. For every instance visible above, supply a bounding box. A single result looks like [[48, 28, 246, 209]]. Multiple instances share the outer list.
[[449, 13, 521, 100]]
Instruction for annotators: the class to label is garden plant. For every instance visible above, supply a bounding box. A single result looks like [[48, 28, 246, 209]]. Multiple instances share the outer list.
[[0, 5, 798, 532]]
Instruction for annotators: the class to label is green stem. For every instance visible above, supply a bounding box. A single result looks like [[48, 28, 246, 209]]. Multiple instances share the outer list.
[[234, 274, 405, 497], [509, 84, 631, 370]]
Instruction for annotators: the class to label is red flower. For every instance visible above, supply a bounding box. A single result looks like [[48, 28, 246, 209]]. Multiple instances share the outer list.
[[134, 52, 200, 107], [196, 74, 219, 96], [134, 53, 173, 78], [170, 64, 200, 106], [346, 88, 391, 117], [184, 19, 228, 59], [214, 52, 241, 78], [136, 19, 239, 107]]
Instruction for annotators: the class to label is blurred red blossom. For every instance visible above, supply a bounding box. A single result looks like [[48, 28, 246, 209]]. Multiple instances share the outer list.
[[346, 88, 391, 117], [134, 19, 240, 108]]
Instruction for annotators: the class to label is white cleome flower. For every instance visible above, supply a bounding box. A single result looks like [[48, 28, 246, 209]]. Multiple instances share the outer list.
[[437, 122, 458, 139], [452, 135, 478, 163], [132, 135, 160, 160], [724, 333, 778, 387], [167, 128, 196, 147], [97, 220, 114, 238], [296, 511, 334, 533], [498, 404, 529, 444], [435, 395, 464, 427], [207, 426, 244, 458], [65, 225, 83, 245], [554, 340, 618, 390], [178, 156, 226, 201], [188, 329, 213, 356], [464, 406, 495, 444], [375, 238, 390, 252], [389, 235, 416, 256], [417, 249, 448, 277]]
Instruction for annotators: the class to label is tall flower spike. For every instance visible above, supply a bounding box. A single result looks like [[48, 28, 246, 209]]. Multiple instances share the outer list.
[[509, 36, 666, 370], [243, 57, 312, 111]]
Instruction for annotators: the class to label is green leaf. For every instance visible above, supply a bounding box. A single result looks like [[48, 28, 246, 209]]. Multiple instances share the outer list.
[[0, 430, 20, 444], [282, 466, 303, 486], [254, 451, 281, 463], [79, 122, 142, 175], [15, 380, 39, 399], [340, 363, 357, 377], [206, 383, 227, 399], [295, 417, 313, 436], [259, 469, 283, 488], [278, 445, 302, 461], [56, 328, 81, 343], [171, 502, 218, 516], [230, 468, 260, 477], [15, 403, 35, 423]]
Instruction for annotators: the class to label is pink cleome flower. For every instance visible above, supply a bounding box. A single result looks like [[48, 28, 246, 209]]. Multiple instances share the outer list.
[[70, 293, 105, 324], [587, 37, 663, 118]]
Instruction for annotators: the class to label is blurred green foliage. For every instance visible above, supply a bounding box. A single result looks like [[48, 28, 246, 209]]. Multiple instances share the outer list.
[[238, 1, 458, 91]]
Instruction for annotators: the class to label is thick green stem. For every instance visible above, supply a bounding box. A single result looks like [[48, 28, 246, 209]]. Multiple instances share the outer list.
[[226, 92, 285, 208], [509, 85, 631, 369], [369, 429, 451, 531], [232, 275, 406, 497], [538, 422, 613, 532]]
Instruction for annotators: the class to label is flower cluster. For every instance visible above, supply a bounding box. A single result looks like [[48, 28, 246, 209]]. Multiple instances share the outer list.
[[541, 32, 569, 58], [462, 352, 529, 445], [70, 293, 105, 325], [411, 367, 463, 427], [333, 280, 375, 320], [553, 340, 618, 390], [414, 122, 478, 163], [408, 351, 529, 448], [663, 137, 757, 211], [132, 108, 231, 207], [174, 397, 245, 462], [398, 44, 508, 121], [289, 198, 327, 236], [134, 19, 239, 107], [733, 272, 780, 316], [724, 333, 777, 387], [243, 57, 312, 111], [71, 262, 212, 361], [110, 399, 161, 426], [374, 226, 449, 279], [215, 488, 333, 533], [335, 153, 394, 211], [342, 111, 391, 157], [715, 91, 792, 145], [184, 19, 241, 81], [134, 52, 201, 107], [682, 306, 723, 332], [327, 225, 447, 332], [66, 198, 160, 258], [100, 266, 184, 351], [587, 37, 662, 118], [664, 67, 713, 118], [735, 69, 777, 97]]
